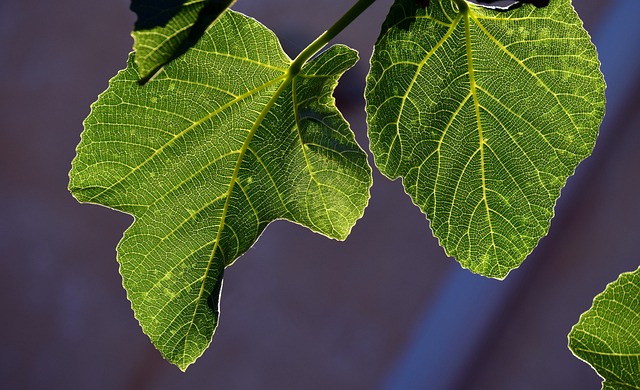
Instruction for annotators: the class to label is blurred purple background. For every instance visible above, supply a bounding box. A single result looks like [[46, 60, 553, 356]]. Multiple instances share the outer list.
[[2, 0, 639, 388]]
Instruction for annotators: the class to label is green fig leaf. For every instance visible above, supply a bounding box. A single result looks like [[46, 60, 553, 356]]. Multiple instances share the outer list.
[[569, 267, 640, 390], [365, 0, 605, 278], [70, 10, 371, 369]]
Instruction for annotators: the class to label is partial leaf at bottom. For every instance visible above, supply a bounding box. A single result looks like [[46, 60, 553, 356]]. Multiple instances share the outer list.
[[69, 10, 371, 370], [569, 267, 640, 390]]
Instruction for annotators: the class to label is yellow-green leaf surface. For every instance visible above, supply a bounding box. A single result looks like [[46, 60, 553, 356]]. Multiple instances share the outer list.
[[69, 10, 371, 370], [131, 0, 235, 80], [569, 267, 640, 390], [365, 0, 604, 278]]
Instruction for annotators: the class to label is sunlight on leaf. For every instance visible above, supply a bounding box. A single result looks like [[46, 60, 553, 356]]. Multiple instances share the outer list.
[[569, 267, 640, 390], [365, 0, 604, 278], [70, 10, 371, 370]]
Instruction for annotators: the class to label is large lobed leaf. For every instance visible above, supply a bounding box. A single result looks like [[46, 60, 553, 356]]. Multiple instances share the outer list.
[[365, 0, 605, 278], [569, 267, 640, 390], [69, 10, 371, 370]]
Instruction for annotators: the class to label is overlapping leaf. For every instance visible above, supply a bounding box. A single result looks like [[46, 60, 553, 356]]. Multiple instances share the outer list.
[[69, 10, 371, 370], [569, 267, 640, 390], [365, 0, 605, 278], [131, 0, 235, 80]]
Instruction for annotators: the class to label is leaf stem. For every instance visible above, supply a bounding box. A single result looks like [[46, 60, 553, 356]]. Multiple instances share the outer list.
[[453, 0, 469, 13], [289, 0, 376, 76]]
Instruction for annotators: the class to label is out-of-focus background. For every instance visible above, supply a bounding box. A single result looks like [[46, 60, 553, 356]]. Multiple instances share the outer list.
[[2, 0, 639, 388]]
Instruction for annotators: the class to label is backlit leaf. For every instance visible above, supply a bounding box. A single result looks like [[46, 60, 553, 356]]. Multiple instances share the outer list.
[[365, 0, 604, 278], [569, 267, 640, 390], [69, 10, 371, 370]]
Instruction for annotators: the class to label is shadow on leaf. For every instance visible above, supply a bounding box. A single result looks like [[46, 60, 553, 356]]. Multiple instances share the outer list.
[[131, 0, 236, 83]]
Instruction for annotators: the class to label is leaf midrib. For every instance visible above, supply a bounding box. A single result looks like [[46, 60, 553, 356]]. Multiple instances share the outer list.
[[464, 9, 498, 270], [181, 73, 293, 364]]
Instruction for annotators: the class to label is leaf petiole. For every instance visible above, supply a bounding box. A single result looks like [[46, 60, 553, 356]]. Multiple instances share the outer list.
[[453, 0, 469, 13], [289, 0, 377, 76]]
